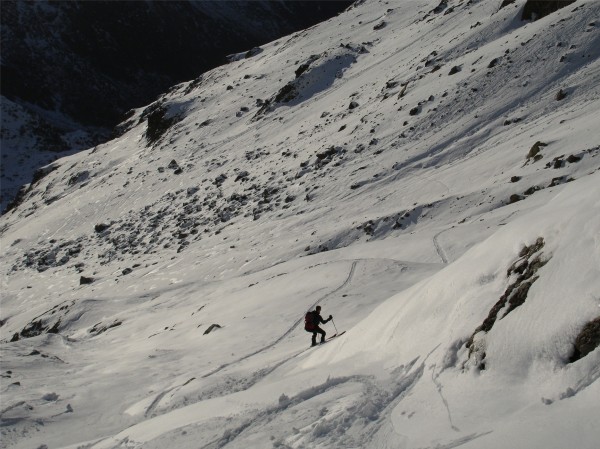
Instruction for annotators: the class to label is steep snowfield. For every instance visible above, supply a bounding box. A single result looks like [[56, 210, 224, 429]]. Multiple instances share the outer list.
[[1, 1, 599, 448]]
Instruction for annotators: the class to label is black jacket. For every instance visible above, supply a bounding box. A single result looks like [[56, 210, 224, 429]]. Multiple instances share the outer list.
[[312, 311, 331, 326]]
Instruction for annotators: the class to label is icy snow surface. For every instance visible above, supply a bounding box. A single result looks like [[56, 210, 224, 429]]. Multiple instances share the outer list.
[[1, 0, 599, 448]]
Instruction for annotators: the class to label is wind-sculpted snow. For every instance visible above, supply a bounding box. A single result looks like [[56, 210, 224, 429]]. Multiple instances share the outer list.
[[1, 0, 600, 448]]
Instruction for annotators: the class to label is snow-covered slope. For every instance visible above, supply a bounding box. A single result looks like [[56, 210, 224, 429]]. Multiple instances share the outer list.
[[0, 0, 351, 212], [1, 1, 599, 448]]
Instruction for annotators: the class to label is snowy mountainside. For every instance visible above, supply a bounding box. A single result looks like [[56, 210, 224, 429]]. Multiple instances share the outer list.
[[1, 1, 600, 448], [0, 0, 351, 213]]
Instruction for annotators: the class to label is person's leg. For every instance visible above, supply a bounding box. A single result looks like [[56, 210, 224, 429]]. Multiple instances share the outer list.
[[317, 327, 326, 343], [311, 331, 317, 346]]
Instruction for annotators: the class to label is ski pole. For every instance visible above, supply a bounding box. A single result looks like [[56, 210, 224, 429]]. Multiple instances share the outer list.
[[331, 317, 338, 335]]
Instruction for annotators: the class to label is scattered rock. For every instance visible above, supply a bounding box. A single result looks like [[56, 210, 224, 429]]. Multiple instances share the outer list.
[[550, 156, 564, 169], [145, 104, 180, 144], [68, 171, 90, 186], [521, 0, 576, 21], [94, 223, 111, 233], [80, 276, 94, 285], [504, 117, 522, 126], [466, 238, 549, 367], [21, 320, 45, 338], [295, 55, 319, 78], [523, 186, 540, 195], [245, 47, 263, 59], [527, 141, 547, 160], [555, 89, 567, 101], [235, 171, 250, 182], [204, 323, 222, 335], [508, 194, 523, 204], [499, 0, 517, 10], [273, 83, 297, 104], [569, 316, 600, 363], [431, 0, 448, 14], [548, 176, 567, 187], [31, 163, 61, 185], [90, 320, 122, 335], [448, 65, 461, 75], [43, 392, 59, 401], [214, 174, 228, 186]]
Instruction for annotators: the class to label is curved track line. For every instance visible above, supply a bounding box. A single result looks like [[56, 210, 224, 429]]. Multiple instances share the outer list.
[[433, 229, 450, 264], [431, 364, 459, 432], [144, 377, 196, 418], [201, 260, 359, 379]]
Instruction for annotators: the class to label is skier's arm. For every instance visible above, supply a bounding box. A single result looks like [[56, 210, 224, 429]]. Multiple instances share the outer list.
[[318, 314, 333, 324]]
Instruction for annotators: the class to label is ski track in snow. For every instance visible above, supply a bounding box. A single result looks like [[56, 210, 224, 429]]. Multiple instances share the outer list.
[[200, 260, 358, 379], [429, 431, 495, 449], [198, 363, 425, 449], [433, 229, 450, 265], [431, 364, 459, 432], [143, 377, 196, 418]]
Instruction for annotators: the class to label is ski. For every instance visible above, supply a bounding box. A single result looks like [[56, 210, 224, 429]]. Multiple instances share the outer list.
[[327, 330, 346, 340], [310, 331, 346, 348]]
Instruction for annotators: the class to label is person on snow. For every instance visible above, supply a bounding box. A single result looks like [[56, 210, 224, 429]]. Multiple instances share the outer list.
[[304, 305, 332, 347]]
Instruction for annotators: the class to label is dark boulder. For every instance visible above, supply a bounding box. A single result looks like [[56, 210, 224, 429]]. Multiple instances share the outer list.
[[94, 223, 111, 233], [570, 316, 600, 362], [80, 276, 95, 285], [521, 1, 576, 21], [448, 66, 461, 75], [204, 324, 222, 335]]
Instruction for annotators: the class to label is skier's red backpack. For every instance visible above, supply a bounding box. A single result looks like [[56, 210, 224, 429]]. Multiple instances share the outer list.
[[304, 311, 317, 331]]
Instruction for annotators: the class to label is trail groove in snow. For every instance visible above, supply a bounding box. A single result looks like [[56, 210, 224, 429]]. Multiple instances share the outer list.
[[144, 377, 196, 418], [201, 260, 358, 379], [433, 229, 450, 264], [432, 364, 459, 432]]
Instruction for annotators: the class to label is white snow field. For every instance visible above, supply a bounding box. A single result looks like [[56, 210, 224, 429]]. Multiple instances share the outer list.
[[1, 0, 599, 448]]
